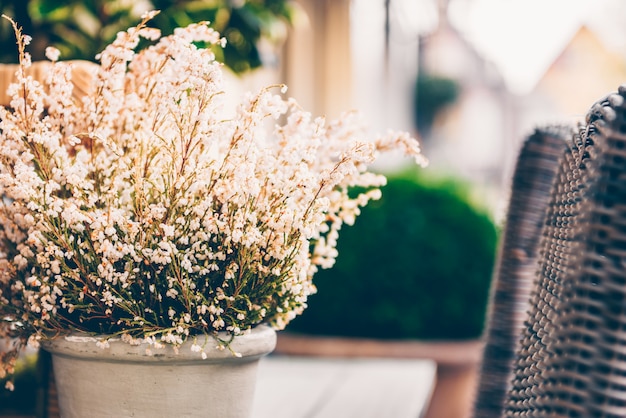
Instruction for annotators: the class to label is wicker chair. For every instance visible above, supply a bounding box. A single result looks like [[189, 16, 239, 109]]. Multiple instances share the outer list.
[[472, 126, 572, 417], [503, 88, 626, 416], [472, 85, 626, 417]]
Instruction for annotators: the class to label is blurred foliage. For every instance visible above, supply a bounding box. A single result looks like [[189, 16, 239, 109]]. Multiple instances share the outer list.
[[288, 170, 498, 340], [414, 72, 459, 136], [0, 0, 294, 74], [0, 353, 39, 415]]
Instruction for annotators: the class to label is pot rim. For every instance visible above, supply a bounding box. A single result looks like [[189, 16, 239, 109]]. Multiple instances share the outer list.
[[41, 324, 277, 364]]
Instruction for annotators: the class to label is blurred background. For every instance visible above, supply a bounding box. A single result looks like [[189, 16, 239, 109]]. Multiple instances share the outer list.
[[1, 0, 626, 414]]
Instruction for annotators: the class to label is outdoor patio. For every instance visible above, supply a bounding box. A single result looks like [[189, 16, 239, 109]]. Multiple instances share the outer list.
[[2, 1, 626, 417]]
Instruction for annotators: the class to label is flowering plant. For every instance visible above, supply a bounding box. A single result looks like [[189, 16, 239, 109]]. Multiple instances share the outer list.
[[0, 12, 425, 382]]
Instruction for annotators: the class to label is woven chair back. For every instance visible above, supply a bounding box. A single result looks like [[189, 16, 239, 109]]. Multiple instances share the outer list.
[[473, 126, 571, 417], [504, 88, 626, 416]]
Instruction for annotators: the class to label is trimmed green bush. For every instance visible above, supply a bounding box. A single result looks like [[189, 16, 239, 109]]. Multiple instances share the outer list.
[[288, 170, 498, 340]]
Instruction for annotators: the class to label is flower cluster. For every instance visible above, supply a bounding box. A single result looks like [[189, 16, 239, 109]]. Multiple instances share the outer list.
[[0, 12, 425, 382]]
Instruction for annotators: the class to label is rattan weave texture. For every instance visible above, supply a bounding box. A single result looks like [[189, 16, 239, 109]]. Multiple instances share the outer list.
[[473, 127, 571, 418], [505, 87, 626, 417]]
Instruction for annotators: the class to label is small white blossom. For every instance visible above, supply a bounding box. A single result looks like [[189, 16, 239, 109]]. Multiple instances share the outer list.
[[45, 46, 60, 62], [96, 339, 110, 349]]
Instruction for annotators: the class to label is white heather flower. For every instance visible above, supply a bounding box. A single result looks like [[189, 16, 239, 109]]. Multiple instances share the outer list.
[[226, 325, 241, 333], [13, 255, 28, 270], [45, 46, 60, 62], [96, 339, 110, 349], [138, 27, 161, 41], [141, 10, 160, 20], [50, 260, 61, 275], [160, 224, 175, 238]]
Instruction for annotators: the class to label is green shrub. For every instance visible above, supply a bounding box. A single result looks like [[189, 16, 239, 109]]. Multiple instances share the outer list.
[[288, 170, 498, 340]]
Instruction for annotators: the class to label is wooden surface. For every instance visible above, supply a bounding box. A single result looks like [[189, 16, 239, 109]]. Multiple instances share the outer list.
[[252, 355, 436, 418], [274, 333, 484, 366]]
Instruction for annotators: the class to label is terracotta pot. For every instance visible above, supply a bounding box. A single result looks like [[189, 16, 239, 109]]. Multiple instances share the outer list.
[[42, 325, 276, 418]]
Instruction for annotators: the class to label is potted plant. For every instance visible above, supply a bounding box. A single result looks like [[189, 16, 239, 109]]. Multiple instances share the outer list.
[[0, 11, 426, 418]]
